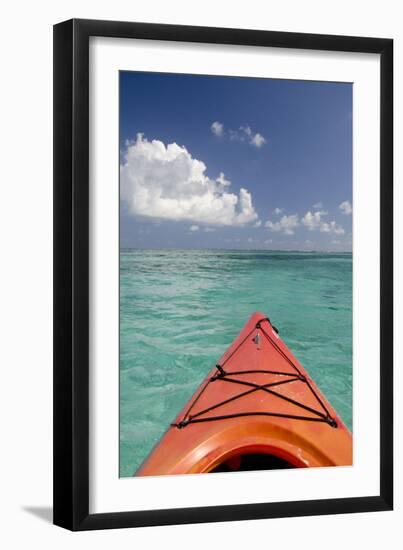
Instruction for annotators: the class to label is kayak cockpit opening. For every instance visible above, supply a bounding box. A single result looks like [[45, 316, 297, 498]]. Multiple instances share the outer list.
[[209, 453, 296, 473]]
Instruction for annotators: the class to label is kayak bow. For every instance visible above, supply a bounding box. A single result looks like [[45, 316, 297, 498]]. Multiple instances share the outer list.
[[136, 312, 352, 475]]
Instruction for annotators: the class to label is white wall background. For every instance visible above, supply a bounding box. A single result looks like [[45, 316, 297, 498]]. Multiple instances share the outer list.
[[0, 0, 400, 547]]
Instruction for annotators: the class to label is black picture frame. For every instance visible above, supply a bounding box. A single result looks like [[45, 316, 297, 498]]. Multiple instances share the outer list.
[[53, 18, 393, 531]]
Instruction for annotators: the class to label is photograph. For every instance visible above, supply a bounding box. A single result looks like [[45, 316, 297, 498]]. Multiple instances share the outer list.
[[119, 70, 353, 477]]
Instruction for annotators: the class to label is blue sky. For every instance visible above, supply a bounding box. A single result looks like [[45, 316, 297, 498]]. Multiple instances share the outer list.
[[120, 71, 352, 251]]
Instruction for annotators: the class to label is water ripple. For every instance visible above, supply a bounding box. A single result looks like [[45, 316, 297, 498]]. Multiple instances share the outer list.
[[120, 249, 352, 476]]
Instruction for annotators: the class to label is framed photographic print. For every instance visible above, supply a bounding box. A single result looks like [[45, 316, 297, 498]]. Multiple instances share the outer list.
[[53, 19, 393, 530]]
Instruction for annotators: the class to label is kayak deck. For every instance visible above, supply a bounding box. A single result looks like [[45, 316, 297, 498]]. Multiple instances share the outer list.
[[172, 316, 337, 430], [136, 312, 352, 475]]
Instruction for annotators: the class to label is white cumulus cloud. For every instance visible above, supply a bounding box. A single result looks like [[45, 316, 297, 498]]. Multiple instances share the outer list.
[[189, 225, 199, 232], [301, 210, 328, 231], [238, 125, 266, 147], [265, 209, 344, 237], [265, 214, 299, 235], [120, 134, 259, 227], [313, 202, 323, 209], [273, 207, 284, 215], [301, 210, 344, 235], [250, 133, 266, 148], [320, 221, 345, 235], [339, 200, 352, 215], [213, 122, 266, 148], [211, 121, 224, 136]]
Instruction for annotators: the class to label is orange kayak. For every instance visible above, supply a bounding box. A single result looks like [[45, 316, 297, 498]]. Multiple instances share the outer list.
[[136, 312, 352, 475]]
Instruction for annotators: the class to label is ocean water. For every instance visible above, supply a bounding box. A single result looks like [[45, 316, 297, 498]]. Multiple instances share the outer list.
[[120, 249, 352, 477]]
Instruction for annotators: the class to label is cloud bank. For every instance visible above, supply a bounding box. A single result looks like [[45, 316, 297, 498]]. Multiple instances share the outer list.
[[265, 214, 299, 235], [301, 210, 345, 235], [266, 210, 345, 236], [120, 134, 259, 227]]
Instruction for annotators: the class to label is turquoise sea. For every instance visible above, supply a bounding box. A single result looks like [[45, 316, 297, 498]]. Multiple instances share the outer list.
[[120, 249, 352, 477]]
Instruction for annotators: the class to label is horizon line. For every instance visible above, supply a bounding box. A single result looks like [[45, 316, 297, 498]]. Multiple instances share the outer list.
[[120, 247, 353, 253]]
